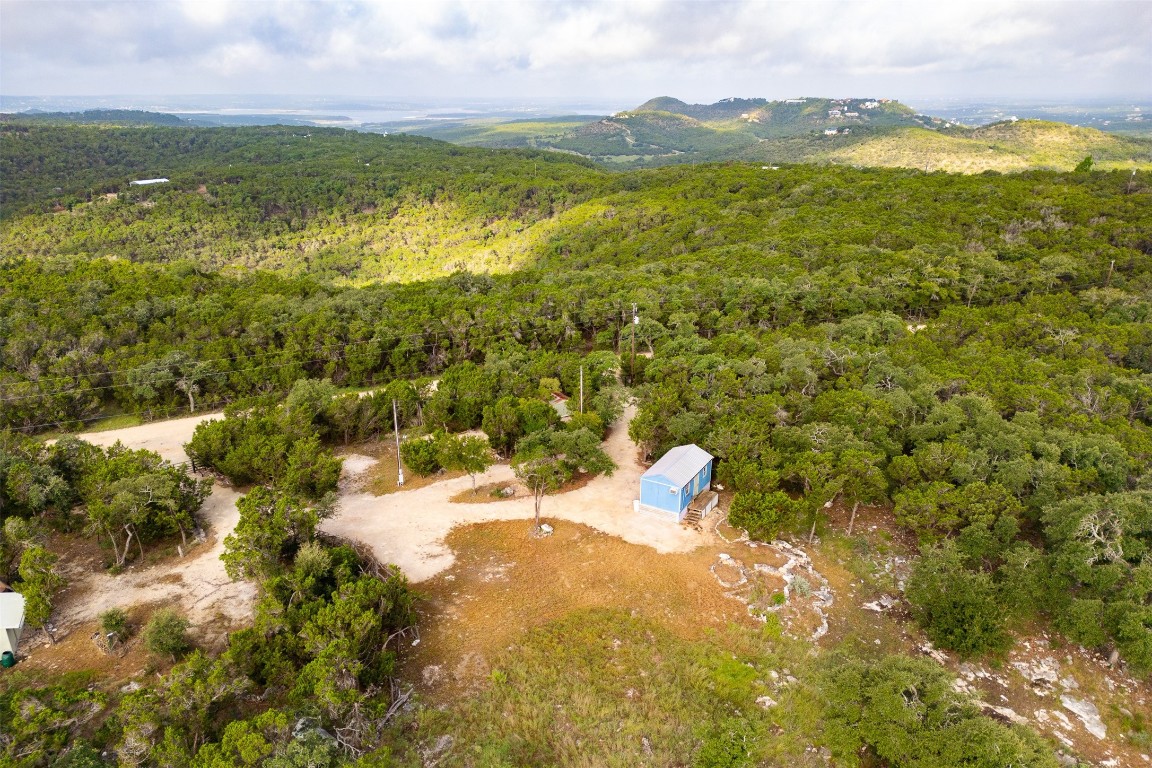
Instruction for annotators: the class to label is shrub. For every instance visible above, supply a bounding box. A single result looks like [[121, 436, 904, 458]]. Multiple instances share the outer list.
[[143, 608, 191, 661], [99, 608, 130, 648], [728, 490, 797, 541], [905, 544, 1011, 657], [400, 437, 441, 476]]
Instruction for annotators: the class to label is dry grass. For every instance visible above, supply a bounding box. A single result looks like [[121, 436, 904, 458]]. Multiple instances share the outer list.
[[399, 519, 755, 704], [355, 439, 465, 495], [449, 481, 521, 504]]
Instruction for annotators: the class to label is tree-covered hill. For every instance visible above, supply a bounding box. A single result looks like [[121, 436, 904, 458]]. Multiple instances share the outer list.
[[383, 97, 1152, 172], [1, 109, 193, 127]]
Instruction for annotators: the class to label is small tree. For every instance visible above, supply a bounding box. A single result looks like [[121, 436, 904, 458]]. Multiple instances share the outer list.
[[905, 543, 1010, 657], [512, 428, 614, 532], [437, 433, 493, 492], [399, 437, 441, 476], [222, 487, 334, 581], [143, 608, 191, 661], [513, 451, 571, 532], [18, 544, 66, 637]]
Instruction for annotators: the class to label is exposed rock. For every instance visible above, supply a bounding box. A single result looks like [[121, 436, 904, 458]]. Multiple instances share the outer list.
[[1011, 657, 1060, 690], [422, 665, 443, 686], [863, 594, 898, 612], [981, 703, 1029, 726], [918, 642, 948, 664], [1061, 695, 1107, 739], [539, 523, 554, 536], [756, 695, 778, 708]]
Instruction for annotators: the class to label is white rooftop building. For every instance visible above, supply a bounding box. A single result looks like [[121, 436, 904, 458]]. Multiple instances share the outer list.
[[0, 592, 26, 656]]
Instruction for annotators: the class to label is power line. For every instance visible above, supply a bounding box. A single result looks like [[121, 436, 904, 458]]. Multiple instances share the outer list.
[[0, 269, 1139, 411], [0, 304, 641, 393], [0, 305, 641, 405]]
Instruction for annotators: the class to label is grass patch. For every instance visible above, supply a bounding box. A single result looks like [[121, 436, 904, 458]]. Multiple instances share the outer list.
[[360, 440, 465, 494], [449, 481, 519, 503], [411, 608, 810, 767]]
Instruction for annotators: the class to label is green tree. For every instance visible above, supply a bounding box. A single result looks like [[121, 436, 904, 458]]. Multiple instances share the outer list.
[[222, 487, 334, 580], [818, 654, 1058, 767], [143, 608, 191, 661], [727, 490, 798, 541], [512, 428, 614, 531], [399, 437, 442, 476], [905, 543, 1011, 657], [437, 433, 494, 492], [17, 544, 65, 633]]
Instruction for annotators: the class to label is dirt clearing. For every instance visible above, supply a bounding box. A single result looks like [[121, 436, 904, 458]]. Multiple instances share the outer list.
[[324, 405, 701, 582], [400, 518, 755, 703]]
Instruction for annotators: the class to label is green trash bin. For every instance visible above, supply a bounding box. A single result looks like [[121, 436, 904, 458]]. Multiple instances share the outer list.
[[1, 651, 14, 669]]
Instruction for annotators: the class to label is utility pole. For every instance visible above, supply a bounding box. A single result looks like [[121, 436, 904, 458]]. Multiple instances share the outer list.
[[630, 303, 638, 385], [579, 366, 584, 414], [393, 398, 404, 487]]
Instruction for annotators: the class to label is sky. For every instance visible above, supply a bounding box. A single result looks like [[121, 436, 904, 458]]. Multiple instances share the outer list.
[[1, 0, 1149, 106]]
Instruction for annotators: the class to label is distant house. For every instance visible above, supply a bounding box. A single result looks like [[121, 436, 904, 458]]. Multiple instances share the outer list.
[[549, 392, 572, 422], [0, 592, 25, 657], [638, 444, 717, 523], [824, 128, 839, 136], [130, 178, 169, 186]]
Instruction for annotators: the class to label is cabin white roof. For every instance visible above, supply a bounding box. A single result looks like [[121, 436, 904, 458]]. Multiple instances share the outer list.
[[130, 178, 169, 185], [0, 593, 24, 629], [642, 444, 713, 487]]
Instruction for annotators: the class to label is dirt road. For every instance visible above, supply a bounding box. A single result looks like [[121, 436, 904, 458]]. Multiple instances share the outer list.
[[48, 411, 251, 643], [57, 484, 256, 631], [78, 412, 222, 464], [323, 405, 706, 582], [50, 404, 703, 645]]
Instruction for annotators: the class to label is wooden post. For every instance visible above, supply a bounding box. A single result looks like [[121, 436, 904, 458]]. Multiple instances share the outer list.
[[393, 399, 404, 487], [630, 303, 638, 385], [579, 366, 584, 414]]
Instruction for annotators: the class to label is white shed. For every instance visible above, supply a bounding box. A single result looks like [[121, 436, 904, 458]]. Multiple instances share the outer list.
[[0, 592, 26, 656]]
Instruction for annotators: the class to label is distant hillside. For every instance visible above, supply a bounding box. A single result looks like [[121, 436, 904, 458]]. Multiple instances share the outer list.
[[0, 123, 603, 282], [384, 97, 1152, 173], [801, 120, 1152, 173], [1, 109, 191, 127]]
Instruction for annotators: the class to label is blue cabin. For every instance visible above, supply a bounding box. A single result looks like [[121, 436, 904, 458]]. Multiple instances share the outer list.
[[638, 444, 716, 522]]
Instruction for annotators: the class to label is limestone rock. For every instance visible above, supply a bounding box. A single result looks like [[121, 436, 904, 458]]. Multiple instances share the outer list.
[[1060, 695, 1107, 740]]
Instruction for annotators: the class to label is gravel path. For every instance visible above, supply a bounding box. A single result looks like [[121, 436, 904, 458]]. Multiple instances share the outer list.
[[53, 405, 704, 639], [323, 405, 705, 583], [77, 412, 222, 465]]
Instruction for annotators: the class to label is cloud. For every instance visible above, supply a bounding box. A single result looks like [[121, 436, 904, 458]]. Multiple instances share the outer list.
[[1, 0, 1148, 99]]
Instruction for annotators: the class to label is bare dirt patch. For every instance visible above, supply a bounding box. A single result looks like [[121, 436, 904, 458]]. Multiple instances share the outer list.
[[400, 518, 754, 704]]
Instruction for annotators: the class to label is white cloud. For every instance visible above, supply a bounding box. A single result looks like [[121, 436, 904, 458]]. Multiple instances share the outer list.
[[1, 0, 1147, 99]]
